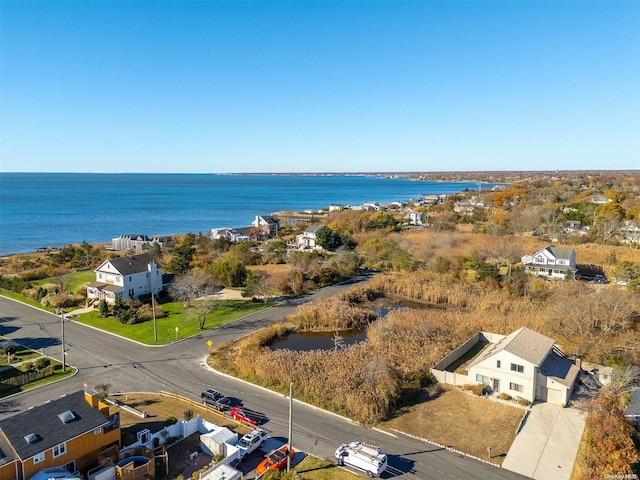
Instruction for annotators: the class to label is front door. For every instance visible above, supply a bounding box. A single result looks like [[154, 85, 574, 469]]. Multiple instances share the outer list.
[[492, 378, 500, 392]]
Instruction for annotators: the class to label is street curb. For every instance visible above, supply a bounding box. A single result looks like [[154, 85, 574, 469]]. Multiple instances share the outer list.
[[391, 429, 501, 467]]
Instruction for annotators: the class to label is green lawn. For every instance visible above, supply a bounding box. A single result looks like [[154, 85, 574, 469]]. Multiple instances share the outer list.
[[76, 300, 271, 345], [0, 340, 77, 397], [0, 345, 40, 367], [32, 270, 95, 291], [0, 289, 55, 311]]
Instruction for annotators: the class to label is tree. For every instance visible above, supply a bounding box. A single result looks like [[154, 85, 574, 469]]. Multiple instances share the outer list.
[[314, 226, 334, 248], [167, 235, 195, 274], [170, 269, 221, 307], [211, 257, 247, 287], [610, 261, 640, 290], [97, 299, 109, 317], [189, 300, 219, 329], [242, 271, 273, 304]]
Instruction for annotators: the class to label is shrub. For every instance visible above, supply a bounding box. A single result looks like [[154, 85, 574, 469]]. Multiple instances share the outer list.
[[164, 416, 179, 427], [35, 357, 51, 370], [497, 393, 512, 401], [462, 384, 472, 391], [20, 362, 35, 372], [470, 384, 485, 396], [517, 398, 531, 406]]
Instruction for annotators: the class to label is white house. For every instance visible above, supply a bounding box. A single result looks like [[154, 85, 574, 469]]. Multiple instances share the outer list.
[[405, 209, 426, 226], [251, 215, 279, 237], [211, 227, 250, 243], [111, 234, 171, 252], [467, 327, 579, 405], [521, 245, 577, 280], [86, 253, 162, 304], [294, 226, 324, 250]]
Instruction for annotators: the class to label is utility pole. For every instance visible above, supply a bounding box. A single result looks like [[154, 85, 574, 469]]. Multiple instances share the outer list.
[[61, 310, 65, 372], [152, 293, 157, 342], [287, 382, 293, 472]]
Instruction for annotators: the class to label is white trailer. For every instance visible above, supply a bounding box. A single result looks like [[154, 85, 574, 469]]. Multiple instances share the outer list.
[[335, 442, 388, 478]]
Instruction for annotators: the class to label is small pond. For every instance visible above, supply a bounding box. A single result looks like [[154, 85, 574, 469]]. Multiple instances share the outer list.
[[271, 329, 367, 352], [270, 296, 434, 352]]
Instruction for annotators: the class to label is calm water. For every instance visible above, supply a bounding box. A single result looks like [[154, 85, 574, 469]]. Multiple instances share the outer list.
[[0, 173, 482, 255]]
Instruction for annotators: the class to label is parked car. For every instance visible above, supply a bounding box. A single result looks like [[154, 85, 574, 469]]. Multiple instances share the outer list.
[[201, 388, 234, 412], [229, 405, 268, 425], [237, 428, 268, 459], [255, 445, 295, 475]]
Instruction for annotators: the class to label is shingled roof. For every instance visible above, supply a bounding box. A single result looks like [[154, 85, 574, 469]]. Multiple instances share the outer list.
[[0, 391, 109, 460], [470, 327, 555, 368], [99, 253, 155, 276]]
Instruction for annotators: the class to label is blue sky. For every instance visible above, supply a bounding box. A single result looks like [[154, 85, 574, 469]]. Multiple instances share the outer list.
[[1, 1, 639, 173]]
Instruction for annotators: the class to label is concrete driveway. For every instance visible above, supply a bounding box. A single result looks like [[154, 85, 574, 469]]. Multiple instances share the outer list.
[[502, 402, 586, 480]]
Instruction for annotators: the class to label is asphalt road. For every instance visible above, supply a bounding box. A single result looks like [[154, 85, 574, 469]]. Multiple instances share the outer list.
[[0, 276, 531, 480]]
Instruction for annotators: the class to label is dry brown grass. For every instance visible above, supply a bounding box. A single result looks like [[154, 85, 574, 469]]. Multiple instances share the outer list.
[[379, 385, 525, 465]]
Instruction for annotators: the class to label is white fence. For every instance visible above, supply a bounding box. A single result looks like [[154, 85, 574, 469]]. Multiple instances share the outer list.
[[430, 331, 506, 386]]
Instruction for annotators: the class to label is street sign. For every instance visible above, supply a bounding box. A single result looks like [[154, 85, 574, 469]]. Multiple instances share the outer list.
[[207, 340, 212, 347]]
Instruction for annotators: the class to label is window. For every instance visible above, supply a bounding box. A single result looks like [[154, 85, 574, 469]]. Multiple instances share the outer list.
[[510, 363, 524, 373], [496, 360, 501, 368], [53, 442, 67, 458], [510, 383, 524, 393], [475, 374, 489, 384], [33, 452, 45, 464]]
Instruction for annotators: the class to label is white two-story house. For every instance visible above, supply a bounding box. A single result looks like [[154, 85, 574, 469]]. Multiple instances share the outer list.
[[521, 245, 577, 280], [86, 253, 162, 305], [294, 226, 325, 250], [467, 327, 579, 405]]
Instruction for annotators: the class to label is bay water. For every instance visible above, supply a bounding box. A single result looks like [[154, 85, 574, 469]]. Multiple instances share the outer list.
[[0, 173, 482, 255]]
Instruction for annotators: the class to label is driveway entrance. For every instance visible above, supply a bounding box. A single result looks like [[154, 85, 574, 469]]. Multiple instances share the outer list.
[[502, 402, 585, 480]]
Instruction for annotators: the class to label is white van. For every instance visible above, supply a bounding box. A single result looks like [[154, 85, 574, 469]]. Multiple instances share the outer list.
[[335, 441, 388, 478]]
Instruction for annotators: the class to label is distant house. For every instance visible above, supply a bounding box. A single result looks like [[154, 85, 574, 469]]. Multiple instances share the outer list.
[[431, 327, 580, 406], [251, 216, 279, 237], [521, 245, 577, 280], [0, 390, 120, 480], [210, 227, 250, 243], [563, 220, 581, 232], [294, 226, 324, 250], [362, 201, 382, 211], [86, 253, 162, 304], [620, 221, 640, 245], [111, 234, 170, 252], [624, 389, 640, 429], [405, 209, 426, 226]]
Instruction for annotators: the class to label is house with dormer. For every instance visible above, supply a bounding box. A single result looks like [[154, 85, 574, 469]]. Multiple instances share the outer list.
[[521, 245, 577, 280], [432, 327, 580, 406], [86, 253, 162, 305], [0, 390, 120, 480], [468, 328, 579, 405]]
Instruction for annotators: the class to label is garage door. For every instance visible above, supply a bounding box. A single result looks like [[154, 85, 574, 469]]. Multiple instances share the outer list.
[[546, 388, 563, 404]]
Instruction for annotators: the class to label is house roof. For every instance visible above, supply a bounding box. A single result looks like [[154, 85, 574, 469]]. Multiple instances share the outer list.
[[97, 253, 155, 276], [546, 246, 575, 260], [305, 226, 324, 234], [624, 389, 640, 417], [469, 327, 555, 368], [0, 429, 18, 466], [0, 391, 109, 460], [121, 234, 150, 241], [539, 351, 580, 388]]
